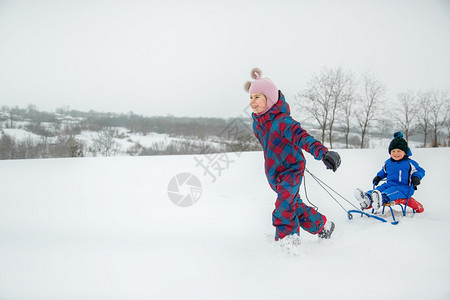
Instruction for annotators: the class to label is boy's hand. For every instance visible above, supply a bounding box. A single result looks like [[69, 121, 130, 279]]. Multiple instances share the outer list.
[[412, 176, 421, 190], [373, 176, 382, 186], [322, 151, 341, 172]]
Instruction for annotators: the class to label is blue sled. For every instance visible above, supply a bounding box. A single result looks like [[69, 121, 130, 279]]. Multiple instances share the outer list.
[[347, 209, 399, 225], [348, 184, 415, 225]]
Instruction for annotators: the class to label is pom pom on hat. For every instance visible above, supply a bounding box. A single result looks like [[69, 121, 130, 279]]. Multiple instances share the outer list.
[[251, 67, 262, 80], [393, 132, 404, 139], [388, 131, 411, 156], [244, 67, 279, 115], [244, 81, 252, 92]]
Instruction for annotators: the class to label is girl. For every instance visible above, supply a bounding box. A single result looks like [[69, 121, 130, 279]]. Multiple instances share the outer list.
[[245, 68, 341, 244]]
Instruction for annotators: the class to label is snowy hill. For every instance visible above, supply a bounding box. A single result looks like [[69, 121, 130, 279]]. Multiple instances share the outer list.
[[0, 148, 449, 299]]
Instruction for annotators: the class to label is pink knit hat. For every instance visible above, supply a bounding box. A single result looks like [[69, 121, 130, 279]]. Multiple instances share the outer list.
[[244, 68, 279, 115]]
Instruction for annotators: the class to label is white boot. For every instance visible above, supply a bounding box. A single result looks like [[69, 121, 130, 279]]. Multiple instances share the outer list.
[[354, 188, 371, 209], [279, 234, 301, 255], [371, 190, 382, 211]]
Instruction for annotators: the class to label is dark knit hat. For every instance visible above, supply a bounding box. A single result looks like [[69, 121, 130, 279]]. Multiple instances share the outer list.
[[388, 132, 410, 155]]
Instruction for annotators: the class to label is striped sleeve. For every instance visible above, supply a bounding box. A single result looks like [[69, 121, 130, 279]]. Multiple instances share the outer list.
[[410, 160, 425, 180]]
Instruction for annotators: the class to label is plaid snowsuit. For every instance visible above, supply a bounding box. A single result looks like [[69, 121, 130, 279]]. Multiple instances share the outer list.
[[252, 91, 328, 240]]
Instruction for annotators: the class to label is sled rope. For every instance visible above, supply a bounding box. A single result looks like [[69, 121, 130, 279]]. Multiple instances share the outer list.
[[302, 174, 319, 211], [305, 168, 360, 213]]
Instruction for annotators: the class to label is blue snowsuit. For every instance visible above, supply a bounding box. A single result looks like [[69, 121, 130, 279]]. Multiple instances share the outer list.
[[371, 156, 425, 201], [252, 91, 328, 240]]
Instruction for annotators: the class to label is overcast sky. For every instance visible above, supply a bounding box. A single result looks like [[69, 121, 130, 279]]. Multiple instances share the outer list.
[[0, 0, 449, 118]]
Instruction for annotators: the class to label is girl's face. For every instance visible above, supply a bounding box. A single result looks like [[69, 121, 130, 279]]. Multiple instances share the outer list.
[[390, 148, 406, 161], [250, 93, 267, 114]]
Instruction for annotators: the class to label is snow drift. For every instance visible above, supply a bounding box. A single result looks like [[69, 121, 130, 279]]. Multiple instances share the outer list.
[[0, 148, 449, 299]]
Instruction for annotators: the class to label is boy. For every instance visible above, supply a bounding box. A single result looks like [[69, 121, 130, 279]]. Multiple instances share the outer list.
[[355, 132, 425, 212]]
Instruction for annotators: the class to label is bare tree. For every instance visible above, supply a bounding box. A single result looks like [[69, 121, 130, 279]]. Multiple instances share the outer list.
[[0, 134, 16, 159], [416, 90, 433, 147], [355, 72, 386, 148], [337, 73, 356, 148], [296, 69, 332, 144], [56, 105, 71, 116], [91, 127, 121, 156], [296, 67, 354, 147], [327, 68, 355, 148], [51, 134, 85, 158], [396, 91, 419, 142], [428, 89, 448, 147]]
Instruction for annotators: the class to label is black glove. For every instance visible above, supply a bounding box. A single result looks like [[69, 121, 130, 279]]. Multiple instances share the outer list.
[[322, 151, 341, 172], [411, 176, 421, 190], [372, 176, 382, 186]]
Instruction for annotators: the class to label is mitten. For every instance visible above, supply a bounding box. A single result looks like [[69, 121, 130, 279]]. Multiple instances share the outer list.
[[411, 176, 421, 190], [322, 151, 341, 172], [372, 176, 382, 186]]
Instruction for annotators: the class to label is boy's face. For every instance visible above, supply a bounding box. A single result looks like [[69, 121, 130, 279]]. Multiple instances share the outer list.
[[390, 148, 406, 161], [250, 93, 267, 114]]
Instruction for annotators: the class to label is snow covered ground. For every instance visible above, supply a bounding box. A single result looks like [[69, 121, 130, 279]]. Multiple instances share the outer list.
[[1, 128, 54, 144], [0, 148, 449, 299]]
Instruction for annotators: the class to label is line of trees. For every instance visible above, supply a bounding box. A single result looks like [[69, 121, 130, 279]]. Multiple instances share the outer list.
[[295, 67, 449, 148], [0, 105, 237, 139], [0, 104, 259, 159], [0, 132, 84, 160], [0, 124, 259, 160]]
